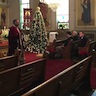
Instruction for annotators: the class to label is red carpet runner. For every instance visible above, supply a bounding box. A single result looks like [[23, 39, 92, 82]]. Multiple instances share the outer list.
[[25, 52, 42, 63], [45, 59, 73, 80], [25, 52, 73, 81]]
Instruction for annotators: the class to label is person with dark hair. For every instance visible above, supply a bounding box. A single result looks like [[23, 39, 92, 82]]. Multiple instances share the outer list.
[[62, 31, 73, 46], [78, 31, 89, 59], [78, 31, 88, 47], [7, 19, 22, 56]]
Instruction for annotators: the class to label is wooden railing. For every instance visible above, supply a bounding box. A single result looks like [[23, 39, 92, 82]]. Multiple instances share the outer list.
[[0, 55, 18, 71], [22, 56, 92, 96], [89, 41, 96, 53], [0, 58, 46, 96]]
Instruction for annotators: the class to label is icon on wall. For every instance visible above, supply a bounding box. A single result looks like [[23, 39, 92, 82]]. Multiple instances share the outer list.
[[1, 8, 6, 28], [23, 9, 32, 29]]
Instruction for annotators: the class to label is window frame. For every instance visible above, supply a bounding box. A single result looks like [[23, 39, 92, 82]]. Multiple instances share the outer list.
[[19, 0, 30, 29]]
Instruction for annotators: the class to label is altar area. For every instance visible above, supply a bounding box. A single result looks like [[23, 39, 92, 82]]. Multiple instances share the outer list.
[[0, 28, 9, 58]]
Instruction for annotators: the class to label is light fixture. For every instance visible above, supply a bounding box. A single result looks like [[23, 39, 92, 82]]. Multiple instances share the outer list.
[[48, 3, 59, 12], [40, 0, 60, 12]]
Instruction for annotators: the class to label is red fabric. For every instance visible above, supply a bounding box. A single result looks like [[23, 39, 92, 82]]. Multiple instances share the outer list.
[[90, 68, 96, 89], [9, 26, 20, 37], [25, 52, 42, 63], [47, 47, 55, 53], [0, 41, 8, 47], [47, 43, 56, 53], [45, 59, 73, 80], [79, 50, 88, 55]]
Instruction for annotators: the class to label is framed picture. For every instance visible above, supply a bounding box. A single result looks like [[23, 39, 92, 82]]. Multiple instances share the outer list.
[[23, 8, 32, 28], [75, 0, 96, 30]]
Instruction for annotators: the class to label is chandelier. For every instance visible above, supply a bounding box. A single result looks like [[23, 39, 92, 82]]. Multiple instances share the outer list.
[[40, 0, 60, 12], [48, 3, 59, 12]]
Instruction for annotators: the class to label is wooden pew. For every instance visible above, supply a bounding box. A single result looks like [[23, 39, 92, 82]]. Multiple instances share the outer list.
[[22, 56, 92, 96], [78, 40, 90, 57], [61, 40, 72, 60], [61, 40, 81, 60], [90, 52, 96, 89], [78, 40, 96, 60], [0, 51, 45, 72], [0, 55, 18, 71], [47, 39, 65, 59], [70, 40, 80, 57], [47, 39, 96, 60], [55, 39, 65, 46], [89, 41, 96, 53], [48, 39, 81, 60], [0, 58, 46, 96]]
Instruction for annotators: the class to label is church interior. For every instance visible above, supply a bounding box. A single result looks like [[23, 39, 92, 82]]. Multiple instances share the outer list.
[[0, 0, 96, 96]]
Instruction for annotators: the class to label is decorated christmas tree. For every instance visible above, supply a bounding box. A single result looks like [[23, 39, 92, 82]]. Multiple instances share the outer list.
[[26, 7, 48, 54]]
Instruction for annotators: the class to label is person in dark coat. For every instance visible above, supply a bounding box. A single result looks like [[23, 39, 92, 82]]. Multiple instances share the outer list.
[[62, 31, 73, 47], [7, 19, 21, 56], [72, 31, 79, 41], [78, 31, 89, 59], [79, 31, 88, 47]]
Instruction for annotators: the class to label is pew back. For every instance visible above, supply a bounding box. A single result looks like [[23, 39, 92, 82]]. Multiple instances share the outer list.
[[61, 40, 80, 60], [89, 41, 96, 53], [0, 58, 46, 96], [22, 56, 92, 96], [0, 55, 18, 71], [90, 52, 96, 89], [48, 39, 81, 60]]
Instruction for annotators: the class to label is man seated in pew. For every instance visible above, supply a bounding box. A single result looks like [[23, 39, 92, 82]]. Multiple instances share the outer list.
[[78, 31, 89, 59], [78, 31, 88, 48], [52, 31, 73, 59], [72, 30, 79, 41], [55, 31, 73, 59], [62, 31, 73, 47]]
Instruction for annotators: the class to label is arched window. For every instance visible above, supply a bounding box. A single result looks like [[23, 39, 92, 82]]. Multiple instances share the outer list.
[[20, 0, 30, 29]]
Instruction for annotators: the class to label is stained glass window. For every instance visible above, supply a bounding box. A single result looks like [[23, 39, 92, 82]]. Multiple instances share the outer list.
[[20, 0, 30, 29]]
